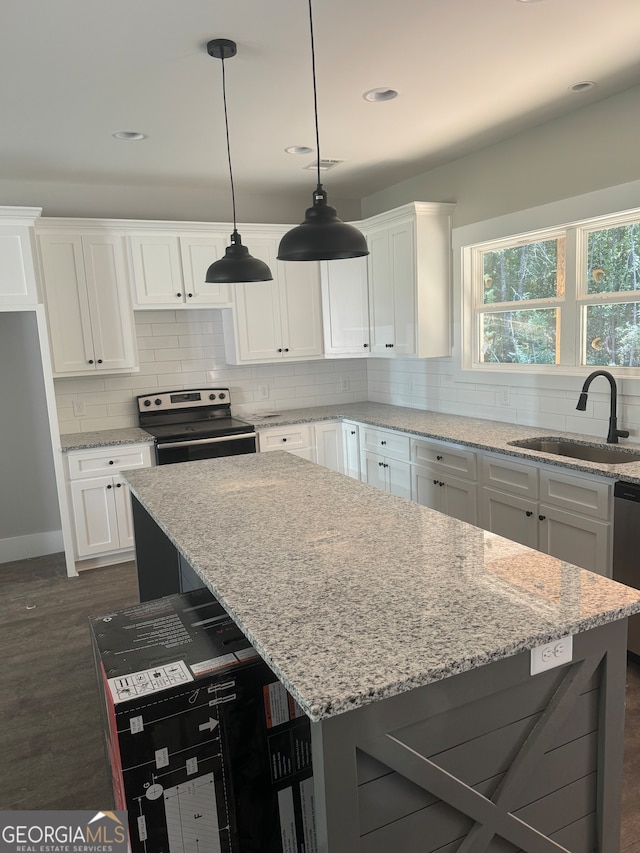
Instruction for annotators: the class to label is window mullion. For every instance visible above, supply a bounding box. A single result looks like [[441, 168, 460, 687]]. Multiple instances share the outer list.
[[560, 227, 578, 367]]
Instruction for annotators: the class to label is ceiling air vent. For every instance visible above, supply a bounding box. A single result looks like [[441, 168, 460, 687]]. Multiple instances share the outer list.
[[304, 159, 343, 172]]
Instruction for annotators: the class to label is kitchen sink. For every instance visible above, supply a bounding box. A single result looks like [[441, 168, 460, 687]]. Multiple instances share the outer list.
[[508, 437, 640, 464]]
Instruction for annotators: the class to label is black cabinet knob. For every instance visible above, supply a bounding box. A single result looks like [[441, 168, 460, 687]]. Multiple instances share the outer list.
[[187, 293, 193, 298], [107, 484, 112, 489], [116, 482, 122, 488], [109, 460, 114, 465], [538, 514, 546, 521], [278, 348, 283, 353], [282, 437, 287, 442], [381, 440, 386, 446], [433, 479, 438, 485], [97, 358, 103, 364], [379, 461, 384, 467], [176, 292, 182, 298], [350, 430, 356, 435], [363, 343, 369, 348], [436, 455, 443, 461], [284, 348, 289, 352], [88, 359, 94, 364], [525, 511, 533, 517]]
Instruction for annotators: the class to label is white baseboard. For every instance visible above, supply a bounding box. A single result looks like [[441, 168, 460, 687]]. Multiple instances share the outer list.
[[0, 529, 64, 564]]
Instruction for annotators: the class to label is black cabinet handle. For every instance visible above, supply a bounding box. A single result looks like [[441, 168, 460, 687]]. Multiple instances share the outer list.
[[385, 343, 394, 348], [278, 348, 283, 352], [350, 430, 356, 435], [433, 479, 438, 485], [108, 460, 114, 465], [363, 343, 369, 348], [525, 511, 533, 517], [439, 481, 444, 487], [187, 293, 193, 298], [106, 484, 112, 490], [282, 437, 287, 442], [97, 358, 103, 364], [116, 482, 122, 488], [436, 455, 443, 461], [539, 514, 546, 521], [284, 348, 289, 352], [381, 440, 386, 446], [88, 359, 94, 364]]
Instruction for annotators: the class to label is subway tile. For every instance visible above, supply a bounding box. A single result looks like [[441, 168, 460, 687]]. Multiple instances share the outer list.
[[152, 371, 208, 387], [137, 335, 179, 350], [153, 347, 205, 361], [80, 415, 135, 431], [138, 360, 182, 375], [104, 375, 159, 391], [135, 310, 178, 324]]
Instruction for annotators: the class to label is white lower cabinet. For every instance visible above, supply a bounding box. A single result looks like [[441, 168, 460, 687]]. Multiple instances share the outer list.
[[66, 443, 153, 563], [410, 437, 478, 524], [342, 421, 361, 480], [360, 427, 412, 498], [258, 424, 315, 461], [314, 421, 344, 472], [480, 453, 612, 576]]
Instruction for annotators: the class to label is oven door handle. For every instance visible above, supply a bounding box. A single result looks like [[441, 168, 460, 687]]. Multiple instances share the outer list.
[[158, 433, 257, 450]]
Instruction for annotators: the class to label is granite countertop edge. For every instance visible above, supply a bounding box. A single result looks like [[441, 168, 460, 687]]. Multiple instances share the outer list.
[[63, 402, 640, 483]]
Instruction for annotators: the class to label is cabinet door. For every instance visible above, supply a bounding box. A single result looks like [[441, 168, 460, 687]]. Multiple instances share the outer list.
[[367, 228, 394, 355], [315, 422, 344, 472], [387, 459, 412, 499], [342, 423, 361, 480], [320, 258, 370, 356], [113, 476, 135, 550], [443, 475, 478, 525], [412, 467, 446, 514], [179, 235, 231, 305], [0, 226, 38, 306], [70, 476, 120, 557], [82, 235, 137, 372], [481, 487, 538, 549], [228, 238, 283, 361], [129, 235, 184, 306], [389, 221, 416, 356], [278, 259, 324, 359], [538, 504, 611, 576], [39, 233, 96, 374], [362, 451, 388, 492]]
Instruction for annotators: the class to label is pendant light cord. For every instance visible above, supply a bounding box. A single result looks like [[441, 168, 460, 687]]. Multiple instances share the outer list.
[[220, 53, 238, 233], [308, 0, 322, 191]]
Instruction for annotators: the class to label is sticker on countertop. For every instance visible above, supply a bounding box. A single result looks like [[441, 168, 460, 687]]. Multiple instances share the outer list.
[[107, 660, 193, 703]]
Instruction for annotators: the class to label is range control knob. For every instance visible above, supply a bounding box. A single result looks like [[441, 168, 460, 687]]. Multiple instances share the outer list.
[[154, 398, 162, 405], [218, 392, 226, 399], [143, 400, 151, 407], [209, 393, 216, 400]]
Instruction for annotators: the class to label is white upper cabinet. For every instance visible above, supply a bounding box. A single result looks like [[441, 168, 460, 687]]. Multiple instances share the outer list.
[[129, 231, 232, 308], [320, 257, 370, 357], [365, 202, 455, 359], [0, 207, 41, 306], [38, 229, 138, 376], [223, 233, 323, 364]]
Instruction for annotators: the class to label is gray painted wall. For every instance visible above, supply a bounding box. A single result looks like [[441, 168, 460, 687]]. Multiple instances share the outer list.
[[361, 83, 640, 227], [0, 312, 61, 543]]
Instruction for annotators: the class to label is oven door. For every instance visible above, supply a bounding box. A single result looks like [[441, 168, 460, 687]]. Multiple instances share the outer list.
[[156, 433, 257, 465]]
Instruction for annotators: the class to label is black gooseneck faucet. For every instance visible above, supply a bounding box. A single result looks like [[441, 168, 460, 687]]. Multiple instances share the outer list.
[[576, 370, 629, 444]]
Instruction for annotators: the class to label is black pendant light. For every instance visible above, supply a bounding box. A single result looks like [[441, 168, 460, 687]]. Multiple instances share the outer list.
[[277, 0, 369, 262], [205, 39, 273, 284]]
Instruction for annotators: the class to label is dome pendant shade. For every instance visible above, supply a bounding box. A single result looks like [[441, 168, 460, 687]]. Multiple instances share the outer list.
[[206, 230, 273, 283], [277, 185, 369, 261]]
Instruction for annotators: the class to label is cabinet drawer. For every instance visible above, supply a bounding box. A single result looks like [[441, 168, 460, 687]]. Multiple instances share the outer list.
[[67, 443, 153, 479], [481, 453, 538, 498], [539, 467, 611, 520], [361, 427, 411, 461], [411, 438, 477, 479], [258, 425, 313, 452]]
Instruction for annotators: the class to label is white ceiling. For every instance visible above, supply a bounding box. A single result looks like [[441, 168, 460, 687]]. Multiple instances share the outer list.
[[3, 0, 640, 203]]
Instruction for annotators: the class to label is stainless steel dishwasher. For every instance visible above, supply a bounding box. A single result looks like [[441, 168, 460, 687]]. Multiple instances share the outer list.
[[613, 480, 640, 656]]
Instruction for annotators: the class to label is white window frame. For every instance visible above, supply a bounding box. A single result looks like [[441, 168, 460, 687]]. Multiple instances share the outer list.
[[462, 207, 640, 376]]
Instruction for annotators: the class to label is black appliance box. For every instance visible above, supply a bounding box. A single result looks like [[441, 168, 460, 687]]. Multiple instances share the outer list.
[[90, 588, 315, 853]]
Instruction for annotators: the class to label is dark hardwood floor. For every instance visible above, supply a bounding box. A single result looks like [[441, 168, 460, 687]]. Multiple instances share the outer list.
[[1, 552, 639, 851]]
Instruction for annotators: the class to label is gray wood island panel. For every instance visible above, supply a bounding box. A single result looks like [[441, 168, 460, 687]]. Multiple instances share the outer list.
[[125, 452, 640, 853]]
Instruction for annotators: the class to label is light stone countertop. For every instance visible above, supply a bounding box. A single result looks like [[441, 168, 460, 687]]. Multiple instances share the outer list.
[[61, 402, 640, 483], [125, 451, 640, 722], [60, 427, 154, 451]]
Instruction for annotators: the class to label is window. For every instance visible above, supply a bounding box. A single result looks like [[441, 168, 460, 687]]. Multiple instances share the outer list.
[[466, 209, 640, 372]]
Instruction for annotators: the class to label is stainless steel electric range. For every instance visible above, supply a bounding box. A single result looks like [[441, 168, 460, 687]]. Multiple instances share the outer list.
[[137, 387, 257, 465]]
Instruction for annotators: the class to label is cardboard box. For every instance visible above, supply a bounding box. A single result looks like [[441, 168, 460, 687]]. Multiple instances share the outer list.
[[90, 589, 316, 853]]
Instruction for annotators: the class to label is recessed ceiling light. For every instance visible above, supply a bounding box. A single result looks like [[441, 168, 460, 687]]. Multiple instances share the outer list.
[[362, 88, 398, 103], [284, 146, 313, 155], [112, 131, 147, 141], [569, 81, 596, 93], [515, 0, 544, 4]]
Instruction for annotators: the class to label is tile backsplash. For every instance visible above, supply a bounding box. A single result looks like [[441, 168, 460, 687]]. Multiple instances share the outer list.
[[54, 309, 368, 434], [54, 308, 640, 443]]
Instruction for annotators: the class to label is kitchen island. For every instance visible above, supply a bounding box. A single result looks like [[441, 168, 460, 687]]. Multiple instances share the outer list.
[[125, 451, 640, 853]]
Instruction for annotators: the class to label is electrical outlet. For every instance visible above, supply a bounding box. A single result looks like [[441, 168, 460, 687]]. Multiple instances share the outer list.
[[340, 377, 350, 392], [530, 635, 573, 675], [498, 387, 510, 407], [258, 384, 269, 400], [72, 399, 86, 417]]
